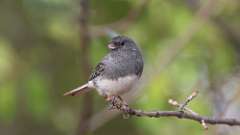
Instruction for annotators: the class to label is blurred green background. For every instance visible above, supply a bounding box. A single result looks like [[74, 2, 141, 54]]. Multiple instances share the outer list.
[[0, 0, 239, 135]]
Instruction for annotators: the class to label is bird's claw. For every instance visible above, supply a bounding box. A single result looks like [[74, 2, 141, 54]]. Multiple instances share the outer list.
[[106, 96, 128, 110]]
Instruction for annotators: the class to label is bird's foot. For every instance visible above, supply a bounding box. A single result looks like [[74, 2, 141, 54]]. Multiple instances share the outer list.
[[117, 96, 129, 108], [106, 96, 117, 110], [106, 96, 128, 110]]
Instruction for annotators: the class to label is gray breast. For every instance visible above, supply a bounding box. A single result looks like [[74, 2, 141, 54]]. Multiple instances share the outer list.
[[101, 48, 143, 80]]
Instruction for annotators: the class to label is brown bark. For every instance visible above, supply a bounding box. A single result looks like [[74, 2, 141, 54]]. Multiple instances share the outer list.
[[77, 0, 93, 134]]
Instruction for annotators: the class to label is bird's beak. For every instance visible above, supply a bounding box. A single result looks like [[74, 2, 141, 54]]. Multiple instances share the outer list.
[[108, 43, 116, 49]]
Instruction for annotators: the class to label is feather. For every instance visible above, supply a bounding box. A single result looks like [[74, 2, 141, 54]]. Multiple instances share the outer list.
[[63, 83, 90, 96]]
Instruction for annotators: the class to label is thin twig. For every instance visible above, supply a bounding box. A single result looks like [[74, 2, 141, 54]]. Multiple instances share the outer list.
[[169, 91, 208, 129], [168, 99, 198, 116], [110, 95, 240, 127], [201, 120, 208, 130], [179, 91, 199, 111]]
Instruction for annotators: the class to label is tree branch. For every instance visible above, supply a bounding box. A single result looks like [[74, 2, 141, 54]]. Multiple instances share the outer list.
[[116, 108, 240, 126], [77, 0, 92, 134], [109, 92, 240, 128]]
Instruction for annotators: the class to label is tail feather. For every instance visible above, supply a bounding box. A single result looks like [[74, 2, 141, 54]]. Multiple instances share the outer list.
[[63, 83, 89, 96]]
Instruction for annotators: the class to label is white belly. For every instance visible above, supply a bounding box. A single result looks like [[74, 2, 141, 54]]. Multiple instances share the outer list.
[[92, 75, 138, 96]]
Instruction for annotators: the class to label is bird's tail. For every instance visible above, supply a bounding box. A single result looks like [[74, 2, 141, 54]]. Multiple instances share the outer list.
[[63, 83, 90, 96]]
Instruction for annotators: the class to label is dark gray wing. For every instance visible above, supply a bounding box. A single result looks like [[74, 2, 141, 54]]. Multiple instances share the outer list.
[[88, 62, 105, 81], [135, 54, 144, 77]]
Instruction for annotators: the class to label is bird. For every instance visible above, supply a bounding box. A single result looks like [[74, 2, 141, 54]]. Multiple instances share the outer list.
[[64, 35, 144, 101]]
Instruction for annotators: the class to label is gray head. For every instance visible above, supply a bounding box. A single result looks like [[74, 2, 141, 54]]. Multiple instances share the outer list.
[[108, 36, 137, 50]]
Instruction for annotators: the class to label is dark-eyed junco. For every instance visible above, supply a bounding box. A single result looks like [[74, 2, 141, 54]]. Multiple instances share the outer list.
[[64, 35, 144, 101]]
